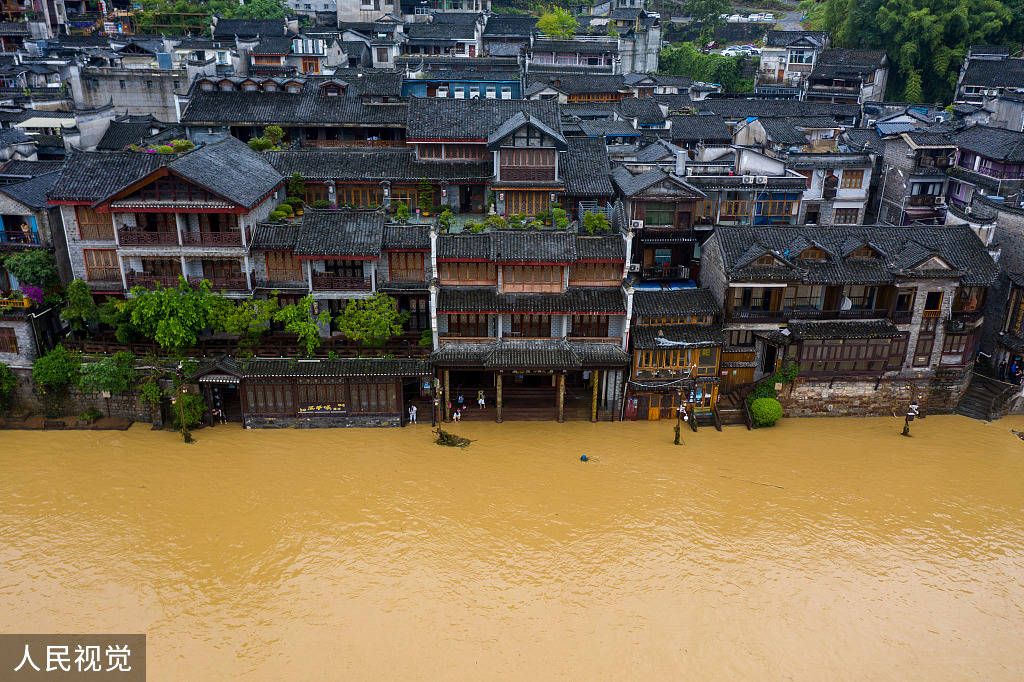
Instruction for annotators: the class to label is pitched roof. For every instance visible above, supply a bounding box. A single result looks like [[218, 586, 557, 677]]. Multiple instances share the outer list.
[[240, 357, 431, 377], [697, 98, 857, 121], [382, 224, 429, 250], [250, 223, 301, 250], [525, 73, 625, 95], [95, 120, 181, 151], [713, 225, 997, 286], [786, 319, 902, 340], [960, 57, 1024, 89], [668, 113, 731, 143], [0, 159, 63, 180], [764, 30, 828, 48], [949, 124, 1024, 162], [486, 110, 567, 149], [266, 149, 492, 182], [632, 288, 719, 316], [406, 21, 476, 41], [636, 138, 684, 162], [432, 339, 628, 368], [483, 15, 537, 37], [631, 322, 724, 349], [562, 136, 613, 196], [0, 170, 59, 209], [610, 167, 703, 199], [437, 287, 625, 314], [757, 117, 807, 145], [810, 49, 887, 79], [493, 230, 577, 262], [295, 209, 385, 258], [575, 234, 625, 260], [406, 98, 560, 141], [616, 97, 665, 126], [251, 36, 294, 54]]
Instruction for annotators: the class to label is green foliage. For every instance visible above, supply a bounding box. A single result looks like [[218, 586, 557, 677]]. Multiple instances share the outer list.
[[32, 345, 81, 393], [484, 215, 508, 230], [156, 145, 174, 153], [808, 0, 1019, 102], [311, 199, 333, 209], [687, 0, 730, 45], [335, 292, 409, 345], [139, 377, 163, 411], [0, 361, 16, 413], [78, 351, 137, 395], [127, 279, 221, 352], [276, 202, 294, 217], [659, 43, 753, 93], [465, 221, 486, 233], [507, 214, 526, 229], [2, 250, 58, 288], [537, 6, 579, 38], [269, 209, 289, 222], [78, 407, 102, 423], [264, 125, 285, 147], [61, 279, 98, 331], [535, 208, 552, 225], [417, 177, 434, 214], [287, 172, 306, 198], [438, 208, 453, 232], [167, 139, 195, 152], [273, 295, 330, 356], [749, 397, 783, 426], [171, 392, 206, 430], [418, 328, 433, 346], [552, 207, 569, 229], [395, 201, 410, 220], [583, 210, 611, 234], [247, 137, 276, 152], [134, 0, 287, 35], [284, 196, 304, 209], [211, 295, 279, 347]]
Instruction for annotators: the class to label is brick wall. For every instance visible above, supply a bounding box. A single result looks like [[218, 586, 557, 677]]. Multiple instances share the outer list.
[[778, 371, 970, 417], [8, 368, 155, 421]]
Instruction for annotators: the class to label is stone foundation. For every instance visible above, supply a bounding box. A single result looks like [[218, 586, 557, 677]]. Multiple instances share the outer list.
[[8, 369, 154, 422], [244, 414, 402, 429], [778, 371, 970, 417]]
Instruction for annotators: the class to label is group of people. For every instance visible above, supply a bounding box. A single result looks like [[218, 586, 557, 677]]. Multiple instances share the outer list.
[[999, 358, 1024, 385], [407, 390, 487, 425]]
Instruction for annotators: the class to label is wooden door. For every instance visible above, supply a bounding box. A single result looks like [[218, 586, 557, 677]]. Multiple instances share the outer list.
[[647, 394, 661, 420]]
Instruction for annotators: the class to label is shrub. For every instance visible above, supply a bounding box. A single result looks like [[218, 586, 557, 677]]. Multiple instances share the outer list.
[[438, 208, 453, 232], [269, 210, 288, 222], [484, 215, 508, 230], [32, 345, 80, 394], [284, 196, 304, 209], [311, 199, 332, 209], [507, 214, 525, 229], [749, 397, 783, 427], [583, 211, 611, 234], [140, 377, 163, 412], [417, 177, 433, 214], [264, 125, 285, 147], [418, 328, 433, 346], [287, 172, 305, 198], [277, 202, 294, 217], [78, 407, 102, 423], [247, 137, 276, 152], [0, 361, 16, 413], [465, 221, 486, 233], [2, 250, 58, 288], [156, 145, 174, 153], [171, 392, 206, 430], [395, 201, 410, 220], [552, 207, 568, 229], [535, 208, 552, 225], [168, 139, 195, 152], [78, 351, 136, 395]]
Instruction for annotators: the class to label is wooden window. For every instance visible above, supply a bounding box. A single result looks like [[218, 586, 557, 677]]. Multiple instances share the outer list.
[[136, 212, 176, 233], [510, 314, 551, 337], [695, 347, 718, 375], [336, 186, 383, 207], [252, 55, 280, 65], [76, 206, 114, 240], [246, 382, 296, 415], [569, 262, 621, 285], [305, 185, 328, 204], [943, 334, 969, 354], [446, 144, 488, 160], [502, 265, 562, 292], [324, 259, 363, 277], [447, 314, 489, 337], [913, 335, 934, 366], [637, 349, 690, 369], [202, 259, 242, 278], [505, 190, 550, 216], [800, 247, 826, 261], [728, 329, 753, 346], [722, 200, 748, 216], [0, 326, 17, 354], [391, 186, 419, 210], [418, 144, 443, 159], [297, 381, 346, 409], [841, 169, 864, 189], [83, 249, 119, 282], [438, 262, 496, 284], [644, 201, 675, 227], [266, 251, 302, 281], [197, 213, 238, 233], [833, 208, 859, 224], [350, 382, 397, 413], [376, 47, 388, 63], [140, 258, 179, 276], [850, 246, 875, 259], [572, 315, 608, 337], [923, 291, 943, 317], [797, 169, 813, 188], [389, 252, 425, 282], [754, 254, 774, 266], [302, 57, 320, 74]]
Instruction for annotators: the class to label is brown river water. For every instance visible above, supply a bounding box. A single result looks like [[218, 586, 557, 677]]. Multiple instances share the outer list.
[[2, 416, 1024, 680]]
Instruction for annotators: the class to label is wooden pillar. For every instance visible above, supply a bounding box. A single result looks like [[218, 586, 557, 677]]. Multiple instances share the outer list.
[[443, 369, 450, 422], [590, 369, 599, 422], [557, 372, 565, 423], [496, 373, 503, 423]]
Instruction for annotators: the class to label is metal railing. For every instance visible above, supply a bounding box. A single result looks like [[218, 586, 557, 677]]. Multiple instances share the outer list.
[[0, 230, 39, 244]]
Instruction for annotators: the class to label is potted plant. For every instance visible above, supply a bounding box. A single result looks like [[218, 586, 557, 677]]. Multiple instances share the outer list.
[[395, 201, 410, 222]]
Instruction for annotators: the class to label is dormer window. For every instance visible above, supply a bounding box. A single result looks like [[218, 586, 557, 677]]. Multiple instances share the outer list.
[[754, 254, 774, 266], [219, 80, 234, 91], [324, 85, 341, 96], [286, 84, 300, 93], [264, 83, 277, 92], [199, 80, 214, 91], [800, 247, 826, 261], [850, 246, 875, 259]]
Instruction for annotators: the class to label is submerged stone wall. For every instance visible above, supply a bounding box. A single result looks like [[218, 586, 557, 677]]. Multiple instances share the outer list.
[[8, 368, 155, 422], [778, 371, 971, 417], [244, 414, 402, 429]]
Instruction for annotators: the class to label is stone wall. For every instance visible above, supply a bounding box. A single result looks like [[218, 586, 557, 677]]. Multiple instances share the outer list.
[[8, 368, 155, 421], [244, 414, 401, 428], [778, 371, 970, 417]]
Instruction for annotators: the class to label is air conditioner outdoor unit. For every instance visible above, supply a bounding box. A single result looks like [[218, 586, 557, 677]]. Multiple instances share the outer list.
[[755, 175, 768, 184], [742, 175, 754, 184], [630, 219, 644, 230], [627, 263, 640, 272], [934, 196, 946, 206]]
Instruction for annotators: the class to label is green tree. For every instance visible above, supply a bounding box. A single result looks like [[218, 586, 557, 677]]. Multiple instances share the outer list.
[[395, 201, 410, 221], [273, 295, 330, 356], [659, 43, 752, 93], [0, 361, 16, 413], [537, 6, 579, 38], [2, 250, 58, 288], [128, 279, 222, 352], [33, 345, 81, 415], [211, 295, 279, 348], [750, 397, 784, 426], [171, 391, 206, 430], [335, 292, 409, 345], [61, 279, 98, 333], [264, 125, 285, 147], [78, 351, 137, 395], [134, 0, 287, 35], [417, 177, 434, 214], [247, 137, 276, 152], [287, 172, 306, 199], [687, 0, 730, 46]]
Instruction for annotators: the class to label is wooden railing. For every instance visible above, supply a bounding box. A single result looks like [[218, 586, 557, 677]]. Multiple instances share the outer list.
[[0, 296, 30, 309], [312, 274, 371, 291], [188, 275, 249, 290], [181, 230, 244, 246], [126, 272, 182, 288], [118, 229, 178, 246]]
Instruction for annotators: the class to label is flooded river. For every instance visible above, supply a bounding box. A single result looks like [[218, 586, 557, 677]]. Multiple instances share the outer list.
[[2, 416, 1024, 680]]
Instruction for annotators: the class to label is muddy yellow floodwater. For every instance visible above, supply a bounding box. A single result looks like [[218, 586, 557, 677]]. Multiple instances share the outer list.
[[2, 416, 1024, 680]]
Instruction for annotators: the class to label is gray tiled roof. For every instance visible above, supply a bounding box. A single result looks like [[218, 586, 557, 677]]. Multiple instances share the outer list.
[[632, 288, 719, 316], [948, 124, 1024, 163], [483, 15, 536, 36], [406, 97, 560, 141], [810, 49, 887, 79], [765, 30, 828, 48], [668, 113, 731, 143], [714, 225, 997, 286], [575, 234, 625, 261], [250, 223, 300, 250], [525, 73, 625, 95], [437, 287, 625, 314], [0, 171, 59, 209], [382, 224, 429, 250], [960, 57, 1024, 88], [563, 136, 613, 196], [240, 357, 431, 377], [295, 209, 385, 258], [631, 322, 724, 349], [698, 99, 857, 121], [757, 117, 807, 145], [616, 97, 665, 126], [96, 120, 181, 151], [786, 319, 902, 340], [493, 230, 576, 262], [432, 340, 628, 368], [437, 233, 490, 260], [611, 167, 703, 198], [267, 149, 492, 182]]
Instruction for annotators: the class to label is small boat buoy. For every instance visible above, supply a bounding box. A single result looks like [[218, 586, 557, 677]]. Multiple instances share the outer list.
[[580, 454, 588, 462]]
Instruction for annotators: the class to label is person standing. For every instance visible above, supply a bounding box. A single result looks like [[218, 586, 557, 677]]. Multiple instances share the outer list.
[[999, 360, 1008, 381], [902, 397, 920, 437], [408, 405, 417, 424], [477, 389, 486, 409]]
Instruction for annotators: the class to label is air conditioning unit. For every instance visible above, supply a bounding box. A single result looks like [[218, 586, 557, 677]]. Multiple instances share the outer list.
[[742, 175, 754, 184], [627, 263, 640, 272], [436, 87, 449, 98], [934, 196, 946, 206], [755, 175, 768, 184], [630, 219, 644, 230]]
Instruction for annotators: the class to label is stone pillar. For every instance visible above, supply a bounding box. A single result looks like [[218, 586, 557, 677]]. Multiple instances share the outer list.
[[443, 369, 450, 422], [557, 372, 565, 423], [496, 372, 503, 423], [591, 369, 599, 422]]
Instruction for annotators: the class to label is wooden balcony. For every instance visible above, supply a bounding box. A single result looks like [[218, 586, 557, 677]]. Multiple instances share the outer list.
[[118, 229, 178, 246], [301, 139, 407, 149], [188, 275, 249, 291], [180, 230, 244, 247], [127, 272, 182, 289], [500, 166, 556, 181], [0, 295, 30, 309], [312, 274, 371, 291], [641, 265, 690, 281]]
